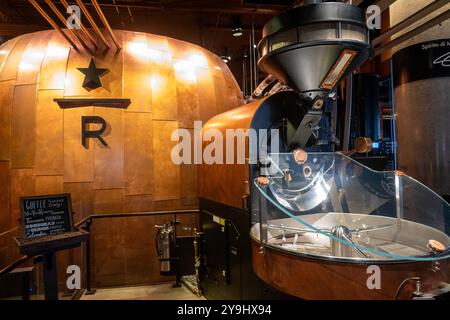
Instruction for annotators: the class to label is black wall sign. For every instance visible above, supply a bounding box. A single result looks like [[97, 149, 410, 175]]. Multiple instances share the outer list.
[[20, 194, 74, 239], [393, 39, 450, 88]]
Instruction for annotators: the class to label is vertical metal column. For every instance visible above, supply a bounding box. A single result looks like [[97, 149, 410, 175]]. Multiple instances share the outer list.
[[43, 253, 58, 300]]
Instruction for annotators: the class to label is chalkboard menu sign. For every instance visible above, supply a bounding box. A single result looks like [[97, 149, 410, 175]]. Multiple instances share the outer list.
[[20, 194, 74, 239]]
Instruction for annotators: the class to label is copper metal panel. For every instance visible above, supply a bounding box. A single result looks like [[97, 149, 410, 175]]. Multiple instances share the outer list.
[[166, 38, 191, 60], [63, 107, 94, 182], [35, 175, 64, 195], [92, 217, 126, 287], [10, 168, 34, 226], [199, 163, 247, 209], [0, 161, 11, 232], [153, 199, 183, 211], [153, 120, 180, 201], [123, 32, 152, 113], [199, 99, 265, 208], [11, 84, 37, 168], [0, 34, 32, 81], [94, 189, 124, 214], [151, 66, 178, 121], [16, 30, 52, 86], [123, 194, 154, 213], [35, 90, 64, 175], [149, 35, 178, 121], [94, 108, 124, 189], [207, 53, 225, 78], [0, 80, 14, 160], [0, 37, 20, 73], [225, 86, 239, 111], [64, 48, 93, 97], [0, 232, 21, 269], [174, 72, 199, 129], [124, 112, 153, 195], [39, 32, 71, 90], [180, 129, 198, 200], [93, 32, 124, 99], [213, 76, 229, 115], [123, 215, 173, 285], [196, 68, 217, 122], [147, 34, 171, 52], [63, 182, 94, 221]]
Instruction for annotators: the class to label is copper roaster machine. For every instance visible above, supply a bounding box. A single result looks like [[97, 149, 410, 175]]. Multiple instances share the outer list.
[[198, 1, 450, 300]]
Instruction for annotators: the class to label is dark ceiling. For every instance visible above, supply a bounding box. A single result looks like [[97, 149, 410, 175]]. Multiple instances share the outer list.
[[0, 0, 373, 95]]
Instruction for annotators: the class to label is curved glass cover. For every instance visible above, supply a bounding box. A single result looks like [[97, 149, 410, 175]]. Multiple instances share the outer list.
[[252, 152, 450, 262]]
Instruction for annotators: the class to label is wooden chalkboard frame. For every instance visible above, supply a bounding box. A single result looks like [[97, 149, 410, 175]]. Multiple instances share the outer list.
[[19, 193, 74, 239]]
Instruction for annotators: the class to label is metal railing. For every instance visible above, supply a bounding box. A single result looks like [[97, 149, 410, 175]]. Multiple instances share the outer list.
[[0, 209, 200, 295]]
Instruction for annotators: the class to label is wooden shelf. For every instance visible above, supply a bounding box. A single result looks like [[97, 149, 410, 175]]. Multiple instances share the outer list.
[[54, 98, 131, 109]]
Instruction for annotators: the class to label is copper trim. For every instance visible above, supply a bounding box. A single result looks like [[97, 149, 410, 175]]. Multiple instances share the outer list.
[[44, 0, 93, 54], [28, 0, 78, 49], [293, 148, 308, 164], [320, 49, 357, 90], [428, 240, 446, 253], [91, 0, 121, 50], [75, 0, 111, 49], [256, 176, 270, 186], [60, 0, 98, 49]]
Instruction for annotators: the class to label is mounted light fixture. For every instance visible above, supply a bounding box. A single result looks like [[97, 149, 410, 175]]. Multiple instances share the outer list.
[[232, 16, 243, 37], [221, 55, 231, 64]]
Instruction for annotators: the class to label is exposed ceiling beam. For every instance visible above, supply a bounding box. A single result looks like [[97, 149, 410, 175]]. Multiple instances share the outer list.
[[375, 0, 397, 12], [374, 8, 450, 56], [372, 0, 449, 46]]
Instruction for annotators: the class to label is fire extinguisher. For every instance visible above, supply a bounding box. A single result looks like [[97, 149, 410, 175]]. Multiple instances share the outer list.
[[155, 222, 174, 275]]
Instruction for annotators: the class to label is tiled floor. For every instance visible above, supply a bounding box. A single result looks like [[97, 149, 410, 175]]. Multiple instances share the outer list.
[[80, 283, 204, 300]]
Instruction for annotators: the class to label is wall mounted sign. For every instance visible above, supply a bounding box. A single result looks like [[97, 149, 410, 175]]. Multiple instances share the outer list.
[[53, 58, 131, 148], [393, 38, 450, 88]]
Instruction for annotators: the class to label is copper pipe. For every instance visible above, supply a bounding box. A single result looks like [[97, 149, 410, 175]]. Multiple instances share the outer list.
[[28, 0, 78, 49], [44, 0, 93, 54], [60, 0, 98, 49], [91, 0, 121, 50], [75, 0, 110, 49]]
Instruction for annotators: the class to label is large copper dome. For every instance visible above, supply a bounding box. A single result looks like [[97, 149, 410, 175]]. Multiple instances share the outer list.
[[0, 29, 243, 269]]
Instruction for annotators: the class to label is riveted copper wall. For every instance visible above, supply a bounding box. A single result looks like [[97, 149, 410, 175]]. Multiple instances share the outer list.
[[0, 29, 243, 288]]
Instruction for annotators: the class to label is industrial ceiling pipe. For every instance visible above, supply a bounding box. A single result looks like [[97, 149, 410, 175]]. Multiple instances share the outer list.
[[75, 0, 111, 49], [372, 0, 449, 46], [61, 0, 99, 49], [44, 0, 93, 54], [91, 0, 122, 50], [28, 0, 78, 49]]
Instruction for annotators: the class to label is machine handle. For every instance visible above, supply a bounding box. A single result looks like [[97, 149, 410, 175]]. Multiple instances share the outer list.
[[241, 194, 249, 209]]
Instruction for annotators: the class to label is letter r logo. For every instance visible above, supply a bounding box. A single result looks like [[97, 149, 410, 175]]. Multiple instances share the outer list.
[[82, 116, 108, 148]]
